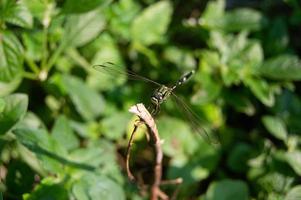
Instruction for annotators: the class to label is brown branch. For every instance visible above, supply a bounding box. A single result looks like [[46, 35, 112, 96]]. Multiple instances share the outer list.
[[128, 103, 166, 200], [127, 103, 182, 200], [126, 121, 139, 181]]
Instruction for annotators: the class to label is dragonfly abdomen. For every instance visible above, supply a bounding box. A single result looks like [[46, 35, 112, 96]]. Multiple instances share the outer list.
[[172, 70, 195, 90]]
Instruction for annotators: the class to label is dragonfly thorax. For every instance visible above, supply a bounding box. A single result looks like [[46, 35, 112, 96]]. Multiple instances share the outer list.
[[151, 85, 173, 105]]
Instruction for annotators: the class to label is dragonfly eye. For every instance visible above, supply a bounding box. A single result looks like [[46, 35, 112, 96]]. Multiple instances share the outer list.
[[151, 96, 158, 103]]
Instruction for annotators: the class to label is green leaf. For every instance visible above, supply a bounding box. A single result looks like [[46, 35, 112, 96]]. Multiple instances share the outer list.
[[23, 0, 48, 22], [22, 31, 43, 61], [206, 179, 249, 200], [107, 0, 141, 40], [63, 0, 110, 14], [0, 192, 2, 200], [201, 8, 264, 32], [63, 8, 106, 47], [157, 116, 199, 157], [101, 112, 131, 140], [88, 33, 125, 91], [13, 127, 67, 173], [167, 142, 219, 186], [0, 97, 5, 113], [0, 31, 24, 96], [3, 0, 33, 28], [52, 115, 79, 151], [227, 143, 253, 173], [286, 151, 301, 176], [244, 77, 274, 106], [69, 147, 105, 168], [0, 94, 28, 135], [285, 185, 301, 200], [262, 116, 287, 141], [61, 74, 105, 121], [200, 0, 225, 22], [264, 18, 289, 55], [193, 59, 222, 104], [258, 54, 301, 80], [223, 89, 255, 115], [72, 173, 125, 200], [163, 46, 196, 69], [23, 178, 68, 200], [5, 160, 35, 195], [0, 0, 33, 28], [257, 171, 293, 193], [131, 0, 173, 46], [17, 111, 47, 130]]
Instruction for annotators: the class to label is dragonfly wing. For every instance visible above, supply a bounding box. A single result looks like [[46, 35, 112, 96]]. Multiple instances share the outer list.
[[93, 62, 162, 87], [171, 93, 220, 145]]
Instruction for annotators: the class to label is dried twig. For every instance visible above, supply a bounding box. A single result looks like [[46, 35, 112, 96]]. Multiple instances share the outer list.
[[127, 103, 182, 200]]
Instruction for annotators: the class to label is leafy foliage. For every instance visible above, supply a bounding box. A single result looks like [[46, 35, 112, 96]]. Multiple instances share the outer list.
[[1, 0, 301, 199]]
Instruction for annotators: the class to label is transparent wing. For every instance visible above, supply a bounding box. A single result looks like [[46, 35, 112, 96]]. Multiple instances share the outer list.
[[93, 62, 162, 87], [171, 93, 220, 145]]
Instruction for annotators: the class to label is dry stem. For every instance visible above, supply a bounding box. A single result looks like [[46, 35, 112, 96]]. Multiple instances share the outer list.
[[127, 103, 182, 200]]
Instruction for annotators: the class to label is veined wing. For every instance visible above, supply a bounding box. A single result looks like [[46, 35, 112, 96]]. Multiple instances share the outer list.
[[93, 62, 162, 87], [171, 93, 220, 145]]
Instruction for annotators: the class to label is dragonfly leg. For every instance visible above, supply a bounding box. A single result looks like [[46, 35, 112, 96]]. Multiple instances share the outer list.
[[150, 103, 160, 116]]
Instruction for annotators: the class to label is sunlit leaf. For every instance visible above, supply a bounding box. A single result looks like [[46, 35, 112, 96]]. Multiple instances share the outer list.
[[0, 94, 28, 135], [0, 0, 32, 28], [22, 31, 43, 61], [72, 173, 125, 200], [286, 151, 301, 176], [88, 33, 125, 91], [61, 74, 105, 120], [201, 8, 265, 32], [257, 171, 293, 193], [52, 115, 79, 151], [0, 31, 24, 96], [63, 8, 106, 47], [101, 112, 131, 140], [262, 115, 287, 141], [13, 127, 67, 173], [108, 0, 141, 40], [23, 178, 68, 200], [157, 116, 198, 157], [5, 0, 33, 28], [17, 112, 47, 130], [244, 77, 274, 106], [23, 0, 49, 22], [131, 1, 172, 46], [163, 46, 196, 69], [285, 185, 301, 200], [200, 0, 225, 22], [0, 97, 5, 113]]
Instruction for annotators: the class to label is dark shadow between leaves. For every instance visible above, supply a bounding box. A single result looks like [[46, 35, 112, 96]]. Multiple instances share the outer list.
[[22, 143, 96, 171]]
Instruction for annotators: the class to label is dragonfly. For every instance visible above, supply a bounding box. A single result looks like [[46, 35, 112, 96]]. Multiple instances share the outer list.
[[93, 62, 219, 145]]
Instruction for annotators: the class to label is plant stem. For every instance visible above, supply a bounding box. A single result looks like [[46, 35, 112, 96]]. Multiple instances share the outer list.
[[22, 71, 37, 80], [25, 56, 40, 74], [66, 48, 91, 70], [45, 39, 67, 72]]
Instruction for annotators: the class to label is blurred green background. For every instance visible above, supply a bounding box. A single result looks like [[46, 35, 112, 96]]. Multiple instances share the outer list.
[[1, 0, 301, 199]]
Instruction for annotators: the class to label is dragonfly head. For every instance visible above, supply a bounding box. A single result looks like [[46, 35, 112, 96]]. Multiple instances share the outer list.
[[151, 85, 171, 105], [151, 93, 163, 105]]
